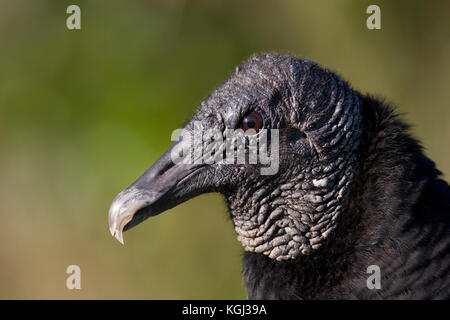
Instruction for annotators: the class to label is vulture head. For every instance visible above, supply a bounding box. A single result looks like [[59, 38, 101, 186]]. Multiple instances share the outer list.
[[108, 53, 363, 261]]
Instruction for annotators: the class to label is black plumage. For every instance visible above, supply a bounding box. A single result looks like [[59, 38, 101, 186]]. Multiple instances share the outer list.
[[109, 53, 450, 299]]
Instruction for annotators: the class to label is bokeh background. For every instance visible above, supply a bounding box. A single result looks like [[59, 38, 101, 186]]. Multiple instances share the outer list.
[[0, 0, 449, 299]]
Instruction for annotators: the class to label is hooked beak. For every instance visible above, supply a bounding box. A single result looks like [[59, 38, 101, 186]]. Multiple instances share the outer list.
[[108, 140, 202, 244]]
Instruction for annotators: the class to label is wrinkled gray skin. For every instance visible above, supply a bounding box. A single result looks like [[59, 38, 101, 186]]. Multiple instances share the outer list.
[[108, 53, 363, 262]]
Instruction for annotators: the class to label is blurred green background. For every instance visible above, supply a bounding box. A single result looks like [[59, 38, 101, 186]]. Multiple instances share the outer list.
[[0, 0, 449, 299]]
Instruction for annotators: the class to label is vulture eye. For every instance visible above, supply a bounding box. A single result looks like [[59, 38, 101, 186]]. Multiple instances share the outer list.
[[240, 111, 263, 134]]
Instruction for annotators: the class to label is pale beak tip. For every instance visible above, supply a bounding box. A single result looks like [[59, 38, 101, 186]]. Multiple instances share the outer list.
[[109, 187, 151, 246], [113, 229, 125, 245], [109, 225, 115, 237]]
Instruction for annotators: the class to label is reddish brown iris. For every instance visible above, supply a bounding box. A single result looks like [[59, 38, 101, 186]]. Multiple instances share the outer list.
[[241, 111, 263, 133]]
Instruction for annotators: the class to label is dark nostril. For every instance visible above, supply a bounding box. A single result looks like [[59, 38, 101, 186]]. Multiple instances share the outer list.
[[159, 161, 175, 176]]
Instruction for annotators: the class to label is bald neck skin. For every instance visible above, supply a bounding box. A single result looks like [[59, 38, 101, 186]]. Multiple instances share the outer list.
[[241, 95, 450, 300]]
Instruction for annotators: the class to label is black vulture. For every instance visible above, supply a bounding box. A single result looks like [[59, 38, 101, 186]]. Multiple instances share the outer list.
[[108, 53, 450, 299]]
